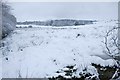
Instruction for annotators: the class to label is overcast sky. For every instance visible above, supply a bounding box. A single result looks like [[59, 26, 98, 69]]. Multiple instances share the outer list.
[[10, 2, 118, 21]]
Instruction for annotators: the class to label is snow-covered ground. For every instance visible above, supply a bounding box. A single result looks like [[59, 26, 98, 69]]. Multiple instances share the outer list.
[[1, 20, 118, 78]]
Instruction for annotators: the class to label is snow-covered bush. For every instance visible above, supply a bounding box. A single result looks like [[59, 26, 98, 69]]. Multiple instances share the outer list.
[[1, 2, 16, 39]]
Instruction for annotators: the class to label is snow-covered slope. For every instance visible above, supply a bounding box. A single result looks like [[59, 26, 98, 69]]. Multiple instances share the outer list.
[[1, 20, 118, 78]]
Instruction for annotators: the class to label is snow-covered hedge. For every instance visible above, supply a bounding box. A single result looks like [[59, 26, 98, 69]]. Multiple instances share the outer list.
[[17, 19, 95, 27]]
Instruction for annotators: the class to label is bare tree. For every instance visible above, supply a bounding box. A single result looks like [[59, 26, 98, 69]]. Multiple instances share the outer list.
[[104, 26, 120, 79], [105, 27, 120, 61]]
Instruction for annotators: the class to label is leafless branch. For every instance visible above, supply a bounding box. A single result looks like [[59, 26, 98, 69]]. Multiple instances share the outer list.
[[104, 27, 120, 60]]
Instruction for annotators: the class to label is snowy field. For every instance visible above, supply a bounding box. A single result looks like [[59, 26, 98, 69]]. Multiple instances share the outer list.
[[1, 20, 118, 78]]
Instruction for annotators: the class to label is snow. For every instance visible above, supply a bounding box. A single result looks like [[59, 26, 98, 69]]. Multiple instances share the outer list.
[[1, 20, 118, 78]]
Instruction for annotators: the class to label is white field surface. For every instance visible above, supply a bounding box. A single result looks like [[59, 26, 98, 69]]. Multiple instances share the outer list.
[[1, 20, 118, 78]]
